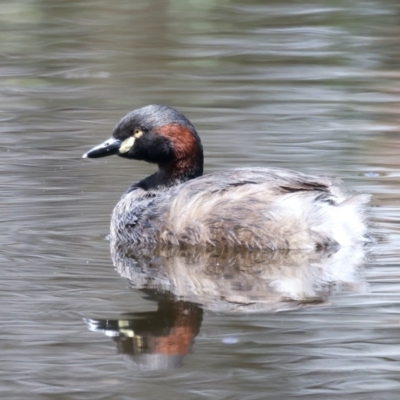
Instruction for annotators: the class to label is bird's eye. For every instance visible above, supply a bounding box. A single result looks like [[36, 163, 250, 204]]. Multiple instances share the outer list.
[[133, 127, 143, 138]]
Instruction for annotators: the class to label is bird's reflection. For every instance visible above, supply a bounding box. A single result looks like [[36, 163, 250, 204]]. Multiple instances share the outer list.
[[85, 291, 202, 369], [86, 242, 368, 369], [112, 243, 368, 312]]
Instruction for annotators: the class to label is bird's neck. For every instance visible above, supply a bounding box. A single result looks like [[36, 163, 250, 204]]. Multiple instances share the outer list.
[[156, 123, 204, 187], [160, 150, 204, 185], [129, 153, 203, 193]]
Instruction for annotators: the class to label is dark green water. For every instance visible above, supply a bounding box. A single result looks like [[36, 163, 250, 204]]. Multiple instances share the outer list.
[[1, 0, 400, 399]]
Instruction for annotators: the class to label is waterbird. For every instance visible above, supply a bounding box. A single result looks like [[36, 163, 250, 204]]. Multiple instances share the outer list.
[[83, 105, 369, 249]]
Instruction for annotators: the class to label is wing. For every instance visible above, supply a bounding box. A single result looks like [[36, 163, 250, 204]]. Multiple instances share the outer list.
[[161, 167, 366, 249]]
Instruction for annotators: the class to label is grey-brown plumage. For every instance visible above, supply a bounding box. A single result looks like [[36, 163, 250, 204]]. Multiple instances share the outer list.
[[111, 167, 369, 249], [83, 105, 370, 250]]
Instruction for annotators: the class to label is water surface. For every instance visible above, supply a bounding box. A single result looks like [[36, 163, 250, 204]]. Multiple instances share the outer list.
[[1, 0, 400, 399]]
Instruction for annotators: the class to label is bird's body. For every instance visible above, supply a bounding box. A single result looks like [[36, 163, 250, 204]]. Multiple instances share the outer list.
[[111, 167, 368, 249], [83, 105, 369, 250]]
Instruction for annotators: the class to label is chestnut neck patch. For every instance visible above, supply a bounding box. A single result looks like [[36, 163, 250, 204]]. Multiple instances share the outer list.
[[156, 123, 203, 183]]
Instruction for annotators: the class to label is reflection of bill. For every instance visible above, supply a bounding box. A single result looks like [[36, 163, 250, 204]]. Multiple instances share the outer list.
[[85, 242, 369, 369], [85, 293, 203, 370]]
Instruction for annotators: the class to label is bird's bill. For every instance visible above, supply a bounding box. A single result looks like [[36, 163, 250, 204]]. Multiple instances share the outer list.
[[82, 137, 122, 159]]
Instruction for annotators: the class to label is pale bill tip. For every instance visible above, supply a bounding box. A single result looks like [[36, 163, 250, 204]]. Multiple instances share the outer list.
[[82, 152, 88, 159]]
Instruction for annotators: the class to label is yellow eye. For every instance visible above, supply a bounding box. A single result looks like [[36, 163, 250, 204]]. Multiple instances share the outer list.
[[133, 128, 143, 138]]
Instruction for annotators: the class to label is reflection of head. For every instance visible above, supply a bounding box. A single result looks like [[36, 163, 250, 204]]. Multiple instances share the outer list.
[[85, 293, 203, 370], [112, 242, 368, 313]]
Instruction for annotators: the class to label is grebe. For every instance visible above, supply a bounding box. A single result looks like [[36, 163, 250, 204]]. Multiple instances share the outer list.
[[83, 105, 369, 250]]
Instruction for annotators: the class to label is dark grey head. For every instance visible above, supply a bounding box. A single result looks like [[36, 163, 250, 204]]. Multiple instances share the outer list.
[[114, 105, 197, 140], [83, 105, 204, 183]]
